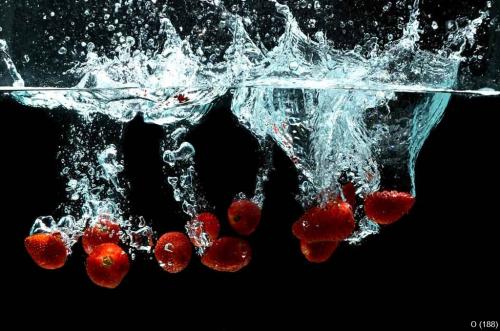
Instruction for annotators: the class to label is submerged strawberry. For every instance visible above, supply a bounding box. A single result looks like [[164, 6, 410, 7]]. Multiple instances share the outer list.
[[364, 190, 415, 225], [154, 232, 192, 273], [292, 201, 355, 243], [24, 233, 68, 270], [82, 218, 121, 254], [187, 213, 220, 247], [175, 94, 189, 103], [201, 237, 252, 272], [342, 182, 357, 209], [86, 243, 130, 289], [300, 241, 340, 263], [227, 199, 262, 236]]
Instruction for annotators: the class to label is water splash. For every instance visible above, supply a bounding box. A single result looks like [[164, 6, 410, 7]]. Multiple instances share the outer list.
[[0, 0, 498, 248], [0, 39, 24, 87], [24, 114, 154, 254]]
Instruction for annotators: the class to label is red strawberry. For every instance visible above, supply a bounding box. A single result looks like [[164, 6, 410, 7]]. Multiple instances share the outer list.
[[86, 243, 130, 289], [364, 190, 415, 225], [24, 233, 68, 270], [82, 218, 121, 254], [187, 213, 220, 247], [292, 201, 355, 243], [201, 237, 252, 272], [227, 199, 262, 236], [154, 232, 192, 273], [300, 241, 340, 263], [175, 94, 189, 103], [342, 182, 357, 208]]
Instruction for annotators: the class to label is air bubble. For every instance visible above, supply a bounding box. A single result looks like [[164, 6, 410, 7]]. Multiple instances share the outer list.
[[163, 142, 195, 166], [87, 42, 95, 52], [126, 36, 135, 46]]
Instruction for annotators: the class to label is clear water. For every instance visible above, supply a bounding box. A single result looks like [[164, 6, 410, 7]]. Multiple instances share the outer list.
[[1, 0, 499, 250]]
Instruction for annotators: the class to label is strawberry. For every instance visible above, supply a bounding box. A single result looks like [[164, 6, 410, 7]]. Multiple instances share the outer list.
[[201, 237, 252, 272], [342, 182, 357, 209], [187, 213, 220, 247], [364, 190, 415, 225], [175, 94, 189, 103], [82, 218, 121, 254], [86, 243, 130, 289], [292, 201, 355, 243], [300, 241, 339, 263], [24, 233, 68, 270], [227, 199, 262, 236], [154, 232, 192, 273]]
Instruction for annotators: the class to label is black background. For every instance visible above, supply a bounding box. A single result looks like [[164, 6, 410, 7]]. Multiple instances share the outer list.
[[0, 95, 499, 329]]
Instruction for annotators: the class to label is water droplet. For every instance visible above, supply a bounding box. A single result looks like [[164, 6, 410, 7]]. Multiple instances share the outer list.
[[446, 20, 456, 31], [30, 216, 57, 235], [173, 188, 182, 202], [67, 179, 78, 190], [126, 36, 135, 46], [307, 19, 316, 28], [175, 142, 195, 160], [431, 21, 438, 30], [164, 243, 173, 252], [58, 47, 67, 55], [170, 127, 187, 142], [87, 42, 95, 52], [167, 177, 179, 186], [57, 215, 76, 230], [163, 142, 195, 165]]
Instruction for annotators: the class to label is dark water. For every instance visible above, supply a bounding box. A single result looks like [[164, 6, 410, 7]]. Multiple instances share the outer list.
[[0, 94, 498, 328]]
